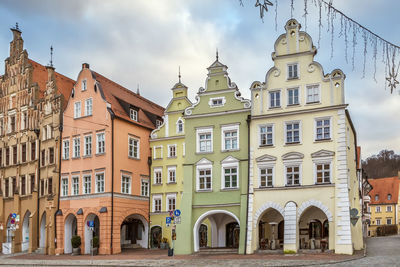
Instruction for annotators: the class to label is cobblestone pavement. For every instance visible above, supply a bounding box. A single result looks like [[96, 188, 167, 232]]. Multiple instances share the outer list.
[[0, 236, 399, 266]]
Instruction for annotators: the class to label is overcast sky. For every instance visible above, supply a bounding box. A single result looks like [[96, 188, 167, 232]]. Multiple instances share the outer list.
[[0, 0, 399, 158]]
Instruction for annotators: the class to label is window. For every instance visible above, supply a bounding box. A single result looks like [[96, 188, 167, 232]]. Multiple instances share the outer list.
[[0, 148, 2, 166], [10, 115, 16, 133], [83, 175, 91, 194], [47, 125, 52, 139], [168, 145, 176, 158], [286, 165, 300, 186], [74, 102, 81, 118], [315, 118, 331, 140], [128, 137, 139, 159], [130, 109, 138, 121], [387, 218, 392, 225], [84, 135, 92, 156], [48, 178, 52, 195], [21, 175, 26, 195], [85, 98, 92, 116], [222, 126, 238, 151], [30, 174, 35, 194], [287, 63, 298, 79], [154, 168, 162, 184], [82, 79, 87, 91], [21, 143, 27, 163], [306, 85, 320, 103], [287, 87, 299, 105], [49, 147, 54, 164], [153, 146, 163, 159], [269, 91, 281, 108], [6, 147, 10, 166], [198, 169, 212, 191], [61, 178, 68, 196], [5, 178, 9, 197], [141, 180, 149, 196], [197, 128, 213, 153], [0, 118, 4, 135], [166, 195, 176, 211], [96, 133, 105, 154], [41, 150, 46, 166], [376, 219, 381, 225], [386, 206, 392, 212], [376, 206, 381, 213], [286, 122, 300, 143], [73, 137, 80, 158], [176, 119, 183, 133], [209, 97, 225, 107], [153, 195, 162, 213], [72, 176, 79, 195], [224, 167, 238, 188], [168, 167, 176, 183], [316, 163, 331, 184], [31, 141, 36, 161], [388, 194, 392, 200], [96, 173, 105, 193], [63, 140, 69, 159], [21, 111, 28, 130], [260, 125, 273, 146], [260, 167, 273, 187], [375, 195, 379, 201], [12, 145, 17, 164], [121, 175, 131, 194], [12, 177, 16, 197]]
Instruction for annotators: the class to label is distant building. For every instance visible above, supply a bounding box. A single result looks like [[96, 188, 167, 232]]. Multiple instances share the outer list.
[[357, 147, 372, 238]]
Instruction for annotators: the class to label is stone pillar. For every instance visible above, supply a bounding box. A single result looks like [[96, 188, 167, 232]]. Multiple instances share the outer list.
[[47, 210, 55, 255], [283, 201, 297, 253], [55, 213, 64, 255]]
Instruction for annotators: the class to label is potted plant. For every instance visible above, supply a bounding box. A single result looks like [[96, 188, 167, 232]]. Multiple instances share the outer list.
[[91, 236, 99, 255], [160, 237, 169, 249], [71, 235, 81, 255]]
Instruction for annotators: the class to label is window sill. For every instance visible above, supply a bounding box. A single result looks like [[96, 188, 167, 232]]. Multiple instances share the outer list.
[[268, 106, 282, 110], [153, 183, 163, 186], [167, 182, 177, 185], [167, 156, 177, 159], [196, 189, 212, 193], [286, 104, 300, 107], [314, 139, 332, 143], [196, 151, 213, 155], [96, 153, 105, 156], [221, 149, 239, 153], [74, 114, 92, 120], [71, 157, 81, 160], [82, 155, 92, 159], [284, 142, 301, 146], [259, 186, 273, 189], [259, 144, 274, 148], [128, 156, 140, 160], [287, 77, 299, 80], [315, 182, 332, 185], [306, 101, 321, 105], [285, 184, 301, 187], [220, 188, 239, 191], [62, 158, 69, 161]]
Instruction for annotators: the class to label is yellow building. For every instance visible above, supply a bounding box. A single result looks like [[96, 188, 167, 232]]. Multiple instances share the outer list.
[[246, 19, 363, 255], [367, 176, 400, 237]]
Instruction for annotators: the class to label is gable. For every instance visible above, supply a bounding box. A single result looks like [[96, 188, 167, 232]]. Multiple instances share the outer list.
[[221, 155, 239, 164], [311, 149, 335, 158], [282, 152, 304, 161], [196, 157, 213, 166], [256, 154, 277, 162]]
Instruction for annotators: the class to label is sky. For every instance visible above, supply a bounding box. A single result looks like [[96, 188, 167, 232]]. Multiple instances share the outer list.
[[0, 0, 399, 158]]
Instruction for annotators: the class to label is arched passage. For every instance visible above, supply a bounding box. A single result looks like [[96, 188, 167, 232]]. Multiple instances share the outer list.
[[39, 212, 46, 248], [150, 226, 162, 248], [257, 208, 284, 250], [298, 206, 329, 250], [64, 214, 77, 254], [199, 224, 208, 248], [120, 214, 148, 249], [193, 210, 240, 252], [2, 216, 13, 254], [21, 210, 31, 252], [84, 213, 100, 254]]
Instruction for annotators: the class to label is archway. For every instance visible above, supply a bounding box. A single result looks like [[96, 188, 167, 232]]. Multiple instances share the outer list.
[[257, 208, 284, 250], [193, 210, 240, 252], [64, 214, 78, 254], [2, 216, 13, 254], [150, 226, 162, 248], [298, 206, 328, 250], [120, 214, 148, 249], [39, 212, 46, 248], [21, 211, 31, 252], [84, 214, 100, 254], [199, 224, 208, 248]]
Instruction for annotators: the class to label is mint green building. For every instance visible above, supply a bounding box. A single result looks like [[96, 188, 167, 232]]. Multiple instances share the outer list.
[[175, 56, 251, 254]]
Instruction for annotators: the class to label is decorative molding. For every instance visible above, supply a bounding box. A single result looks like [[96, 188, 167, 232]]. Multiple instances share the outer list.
[[234, 90, 251, 109], [256, 154, 277, 163], [282, 151, 304, 161], [253, 202, 285, 227], [311, 149, 335, 158]]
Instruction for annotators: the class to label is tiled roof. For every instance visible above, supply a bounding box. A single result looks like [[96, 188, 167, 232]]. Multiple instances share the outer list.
[[29, 59, 74, 109], [368, 177, 399, 205], [93, 72, 164, 129]]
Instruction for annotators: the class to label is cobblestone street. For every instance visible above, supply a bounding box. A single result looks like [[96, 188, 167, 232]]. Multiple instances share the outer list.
[[0, 236, 399, 266]]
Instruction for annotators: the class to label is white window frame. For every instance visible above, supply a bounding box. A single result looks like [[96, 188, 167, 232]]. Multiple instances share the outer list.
[[285, 121, 301, 144], [96, 132, 105, 154], [259, 124, 274, 146], [46, 125, 52, 139], [121, 174, 131, 194], [61, 177, 68, 196], [387, 218, 392, 225], [269, 90, 281, 108], [313, 160, 332, 184], [176, 118, 184, 134], [130, 109, 138, 121], [166, 193, 177, 212], [152, 195, 162, 213], [95, 172, 105, 193], [196, 161, 212, 192], [85, 98, 92, 116], [72, 176, 79, 195], [386, 206, 392, 212], [287, 87, 300, 105], [167, 166, 176, 183], [74, 101, 81, 118], [128, 136, 140, 159], [168, 144, 177, 158], [72, 137, 80, 158], [83, 174, 91, 194], [376, 206, 381, 213], [196, 127, 213, 153], [62, 139, 69, 160], [141, 179, 149, 196], [84, 135, 92, 157], [314, 117, 332, 141], [258, 165, 274, 188], [153, 145, 163, 159], [208, 96, 226, 107], [376, 219, 381, 225], [306, 84, 320, 103], [284, 164, 302, 186], [82, 79, 87, 91], [154, 167, 162, 184], [287, 63, 299, 79], [221, 124, 239, 151]]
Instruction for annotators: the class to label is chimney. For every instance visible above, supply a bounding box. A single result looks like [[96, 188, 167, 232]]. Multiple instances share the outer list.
[[82, 63, 90, 69]]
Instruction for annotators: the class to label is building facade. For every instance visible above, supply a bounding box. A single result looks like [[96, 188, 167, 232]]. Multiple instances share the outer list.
[[175, 56, 251, 254], [55, 63, 164, 255], [247, 19, 363, 255], [0, 26, 74, 255]]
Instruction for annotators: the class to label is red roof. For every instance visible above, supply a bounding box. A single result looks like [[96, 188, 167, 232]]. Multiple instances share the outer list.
[[29, 59, 74, 109], [93, 72, 164, 129], [368, 177, 399, 205]]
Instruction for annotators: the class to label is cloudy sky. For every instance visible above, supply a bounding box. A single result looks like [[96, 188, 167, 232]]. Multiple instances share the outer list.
[[0, 0, 399, 158]]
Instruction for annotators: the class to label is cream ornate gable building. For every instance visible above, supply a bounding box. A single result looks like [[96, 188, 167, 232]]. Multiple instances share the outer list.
[[246, 19, 363, 255]]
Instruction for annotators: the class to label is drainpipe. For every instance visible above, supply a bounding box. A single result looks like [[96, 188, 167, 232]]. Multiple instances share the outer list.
[[147, 155, 152, 249], [55, 112, 63, 251], [244, 114, 251, 255], [34, 128, 40, 249], [109, 109, 115, 254]]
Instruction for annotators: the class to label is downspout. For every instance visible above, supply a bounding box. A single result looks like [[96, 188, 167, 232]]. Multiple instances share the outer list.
[[244, 114, 251, 255], [147, 155, 152, 249], [34, 128, 40, 249], [55, 109, 63, 251], [109, 109, 115, 254]]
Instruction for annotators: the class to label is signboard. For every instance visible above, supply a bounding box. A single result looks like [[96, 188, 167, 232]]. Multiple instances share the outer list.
[[169, 210, 174, 217], [175, 216, 181, 224], [173, 209, 181, 217], [87, 221, 94, 228], [15, 215, 20, 222], [166, 217, 172, 224]]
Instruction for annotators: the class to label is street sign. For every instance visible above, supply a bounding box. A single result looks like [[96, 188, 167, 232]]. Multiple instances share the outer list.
[[169, 210, 174, 217], [175, 216, 181, 224], [173, 209, 181, 217], [12, 213, 16, 219], [87, 221, 94, 227], [166, 217, 172, 224], [16, 215, 20, 222]]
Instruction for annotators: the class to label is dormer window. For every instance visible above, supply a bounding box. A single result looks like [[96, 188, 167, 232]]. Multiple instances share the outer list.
[[130, 109, 138, 121], [375, 194, 379, 201], [209, 97, 226, 108], [388, 194, 392, 200], [287, 63, 298, 79], [82, 79, 87, 91]]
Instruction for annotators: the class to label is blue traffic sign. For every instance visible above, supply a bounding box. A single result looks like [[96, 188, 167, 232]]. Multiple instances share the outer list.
[[87, 220, 94, 227], [12, 213, 16, 218], [174, 209, 181, 217], [166, 217, 172, 224]]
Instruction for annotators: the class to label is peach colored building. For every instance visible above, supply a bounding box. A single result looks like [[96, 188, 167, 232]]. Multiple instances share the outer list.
[[55, 63, 164, 255]]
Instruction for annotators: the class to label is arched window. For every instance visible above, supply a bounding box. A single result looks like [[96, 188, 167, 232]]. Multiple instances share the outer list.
[[176, 119, 183, 133], [388, 194, 392, 200]]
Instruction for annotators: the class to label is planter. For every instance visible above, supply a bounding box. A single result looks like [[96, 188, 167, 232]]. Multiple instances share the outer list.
[[160, 242, 169, 249], [91, 247, 98, 255], [72, 247, 81, 256]]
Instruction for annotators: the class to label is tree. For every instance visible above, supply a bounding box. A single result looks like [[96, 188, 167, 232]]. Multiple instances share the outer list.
[[362, 150, 400, 179]]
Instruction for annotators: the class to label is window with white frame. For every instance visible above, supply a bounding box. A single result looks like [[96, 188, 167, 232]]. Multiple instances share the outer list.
[[285, 122, 300, 143], [96, 132, 105, 154], [74, 102, 81, 118], [96, 173, 104, 193], [259, 167, 273, 187], [85, 98, 92, 116], [269, 91, 281, 108], [197, 128, 213, 153], [224, 167, 238, 189], [376, 219, 381, 225], [287, 63, 298, 79], [141, 179, 149, 196], [315, 118, 331, 140], [306, 85, 320, 103], [168, 145, 176, 158], [62, 139, 69, 159], [260, 125, 273, 146], [83, 175, 91, 194], [72, 176, 79, 195], [198, 168, 212, 191], [82, 79, 87, 91], [387, 218, 392, 225], [286, 165, 300, 186], [316, 163, 331, 184], [154, 168, 162, 184], [61, 178, 68, 196], [168, 167, 176, 183], [209, 97, 225, 107], [386, 206, 392, 212], [84, 135, 92, 156], [176, 119, 184, 133], [153, 146, 163, 159], [166, 194, 176, 211], [130, 109, 138, 121], [121, 175, 131, 194], [376, 206, 381, 212], [153, 195, 162, 212], [287, 87, 299, 105], [128, 137, 139, 159], [222, 125, 239, 151], [46, 125, 52, 139], [73, 137, 80, 158]]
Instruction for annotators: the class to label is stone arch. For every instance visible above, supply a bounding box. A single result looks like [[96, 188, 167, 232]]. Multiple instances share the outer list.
[[21, 210, 31, 252], [297, 199, 333, 222], [253, 201, 285, 227], [117, 208, 148, 227]]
